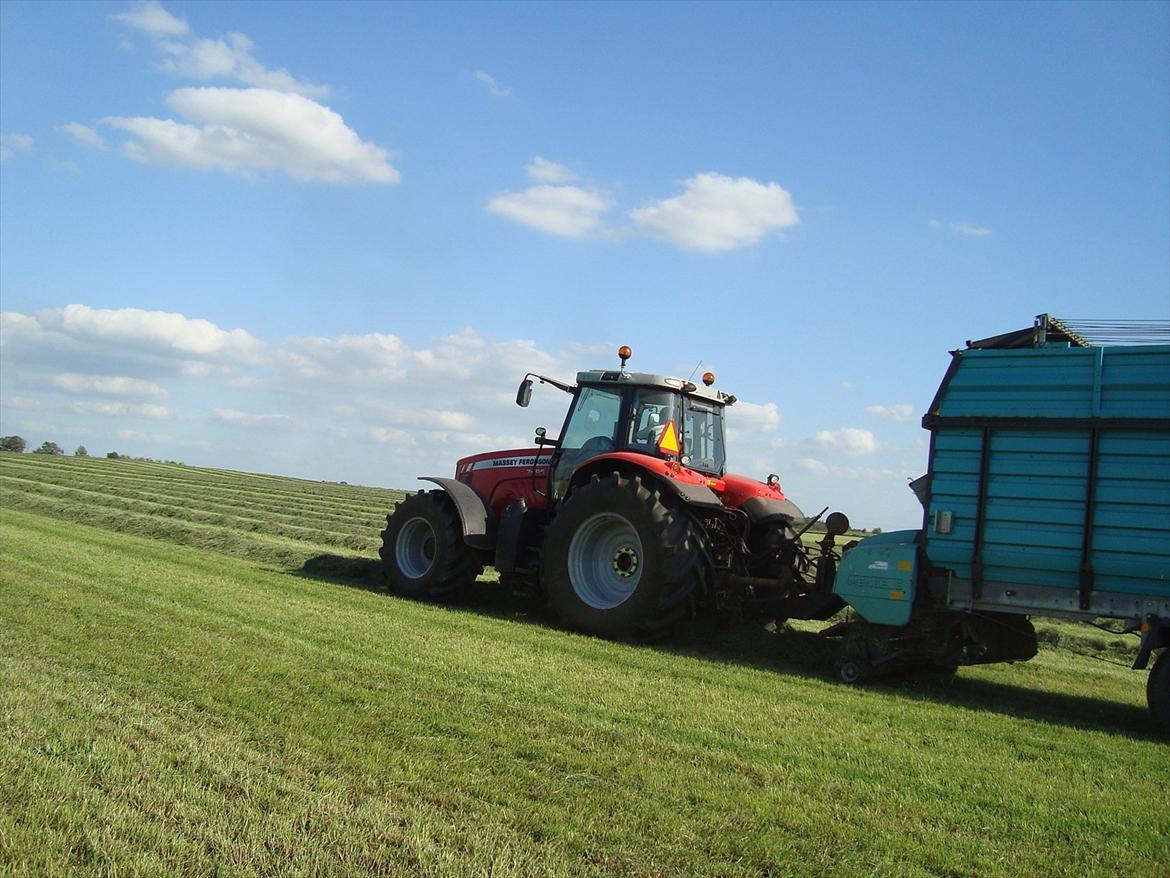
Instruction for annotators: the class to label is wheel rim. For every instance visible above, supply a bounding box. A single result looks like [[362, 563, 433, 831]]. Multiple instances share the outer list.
[[839, 660, 861, 684], [567, 512, 644, 609], [396, 516, 436, 579]]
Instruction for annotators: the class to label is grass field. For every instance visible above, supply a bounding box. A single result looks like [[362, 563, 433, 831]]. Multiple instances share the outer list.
[[2, 453, 1167, 876]]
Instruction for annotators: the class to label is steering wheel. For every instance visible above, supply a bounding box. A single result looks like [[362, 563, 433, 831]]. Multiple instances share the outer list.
[[580, 435, 616, 454]]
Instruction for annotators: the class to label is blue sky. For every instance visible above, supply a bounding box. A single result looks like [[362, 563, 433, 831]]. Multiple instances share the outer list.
[[1, 0, 1167, 528]]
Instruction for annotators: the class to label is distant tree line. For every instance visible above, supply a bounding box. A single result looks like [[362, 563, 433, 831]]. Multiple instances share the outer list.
[[0, 436, 180, 465]]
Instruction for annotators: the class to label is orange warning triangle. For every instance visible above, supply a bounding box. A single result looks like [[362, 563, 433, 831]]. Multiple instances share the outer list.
[[658, 420, 680, 455]]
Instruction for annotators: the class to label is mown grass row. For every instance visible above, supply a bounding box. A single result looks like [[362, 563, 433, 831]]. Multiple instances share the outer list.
[[0, 476, 379, 552], [0, 453, 401, 573], [0, 465, 394, 531], [2, 506, 1167, 877], [1, 453, 400, 519]]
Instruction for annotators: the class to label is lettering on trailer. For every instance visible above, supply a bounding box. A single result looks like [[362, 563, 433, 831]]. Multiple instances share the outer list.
[[472, 456, 550, 470]]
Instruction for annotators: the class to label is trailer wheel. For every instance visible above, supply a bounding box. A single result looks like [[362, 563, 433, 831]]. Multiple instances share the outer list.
[[543, 472, 708, 641], [380, 491, 483, 601], [1148, 649, 1170, 733]]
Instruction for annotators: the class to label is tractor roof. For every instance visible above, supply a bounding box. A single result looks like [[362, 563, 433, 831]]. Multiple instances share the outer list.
[[575, 370, 735, 406]]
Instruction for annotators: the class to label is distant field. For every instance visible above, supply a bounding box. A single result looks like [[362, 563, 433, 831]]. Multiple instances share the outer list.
[[1, 453, 1167, 876]]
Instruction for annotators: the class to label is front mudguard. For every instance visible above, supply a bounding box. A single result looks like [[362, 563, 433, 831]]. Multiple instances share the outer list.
[[418, 477, 495, 551]]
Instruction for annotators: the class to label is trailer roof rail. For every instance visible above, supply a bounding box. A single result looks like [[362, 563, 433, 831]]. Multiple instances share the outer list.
[[966, 313, 1170, 349]]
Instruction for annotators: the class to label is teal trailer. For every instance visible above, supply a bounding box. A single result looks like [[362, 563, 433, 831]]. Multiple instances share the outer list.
[[830, 316, 1170, 728]]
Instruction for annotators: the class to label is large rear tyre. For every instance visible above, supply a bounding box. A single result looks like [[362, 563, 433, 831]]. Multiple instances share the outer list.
[[380, 491, 483, 601], [542, 472, 708, 641], [1148, 649, 1170, 733]]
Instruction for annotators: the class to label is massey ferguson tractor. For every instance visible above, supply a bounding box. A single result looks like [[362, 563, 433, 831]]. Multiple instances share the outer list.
[[380, 346, 851, 640]]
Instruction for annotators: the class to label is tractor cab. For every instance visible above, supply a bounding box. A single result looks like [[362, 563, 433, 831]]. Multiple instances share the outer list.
[[517, 346, 735, 501]]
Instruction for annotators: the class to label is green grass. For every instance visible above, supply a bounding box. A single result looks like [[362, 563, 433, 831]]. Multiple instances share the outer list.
[[1, 453, 1167, 876]]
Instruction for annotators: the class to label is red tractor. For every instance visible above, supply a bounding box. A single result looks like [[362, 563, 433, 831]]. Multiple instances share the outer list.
[[380, 346, 851, 640]]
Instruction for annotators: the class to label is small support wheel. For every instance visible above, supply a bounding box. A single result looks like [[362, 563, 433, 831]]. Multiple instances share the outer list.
[[834, 650, 873, 685]]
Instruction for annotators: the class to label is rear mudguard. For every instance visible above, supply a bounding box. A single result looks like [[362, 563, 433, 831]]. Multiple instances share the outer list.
[[418, 477, 495, 551], [570, 453, 725, 511]]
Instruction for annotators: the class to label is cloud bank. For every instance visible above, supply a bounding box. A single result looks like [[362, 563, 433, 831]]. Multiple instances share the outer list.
[[488, 161, 800, 252]]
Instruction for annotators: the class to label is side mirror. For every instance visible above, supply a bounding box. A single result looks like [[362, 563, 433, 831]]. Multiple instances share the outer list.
[[825, 511, 850, 537], [516, 378, 533, 408]]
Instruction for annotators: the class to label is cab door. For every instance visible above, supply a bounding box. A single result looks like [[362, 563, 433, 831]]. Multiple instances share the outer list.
[[549, 386, 625, 501]]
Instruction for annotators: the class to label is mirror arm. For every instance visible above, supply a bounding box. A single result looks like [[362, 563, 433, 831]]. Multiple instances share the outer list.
[[526, 372, 574, 394]]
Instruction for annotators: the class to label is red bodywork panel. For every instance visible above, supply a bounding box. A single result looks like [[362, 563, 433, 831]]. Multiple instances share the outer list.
[[454, 447, 555, 514], [719, 472, 790, 506], [454, 447, 788, 518]]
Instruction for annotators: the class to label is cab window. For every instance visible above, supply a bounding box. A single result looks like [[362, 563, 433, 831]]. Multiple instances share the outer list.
[[682, 399, 726, 475], [559, 386, 623, 452], [626, 389, 679, 453]]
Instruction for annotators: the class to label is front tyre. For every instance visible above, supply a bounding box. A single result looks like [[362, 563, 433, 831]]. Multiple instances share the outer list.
[[380, 491, 483, 601], [542, 472, 708, 641]]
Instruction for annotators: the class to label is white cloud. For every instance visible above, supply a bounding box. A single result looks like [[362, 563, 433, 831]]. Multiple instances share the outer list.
[[0, 133, 33, 161], [385, 408, 476, 431], [285, 332, 409, 380], [53, 373, 166, 397], [527, 156, 576, 184], [952, 222, 991, 237], [370, 426, 417, 445], [629, 172, 799, 252], [37, 304, 266, 363], [104, 87, 399, 184], [213, 408, 291, 428], [4, 396, 41, 410], [814, 427, 877, 455], [69, 400, 172, 419], [727, 401, 781, 439], [59, 123, 105, 149], [796, 458, 910, 481], [796, 457, 828, 476], [486, 184, 612, 238], [114, 1, 190, 36], [931, 219, 991, 237], [160, 32, 328, 99], [864, 403, 915, 422], [473, 70, 511, 98], [116, 2, 324, 97]]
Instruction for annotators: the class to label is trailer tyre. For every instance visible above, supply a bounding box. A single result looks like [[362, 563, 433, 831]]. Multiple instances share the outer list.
[[1148, 649, 1170, 733], [543, 472, 708, 641], [380, 491, 483, 601]]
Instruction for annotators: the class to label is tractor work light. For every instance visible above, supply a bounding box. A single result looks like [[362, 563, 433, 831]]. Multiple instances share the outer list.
[[618, 345, 632, 368], [702, 371, 716, 386]]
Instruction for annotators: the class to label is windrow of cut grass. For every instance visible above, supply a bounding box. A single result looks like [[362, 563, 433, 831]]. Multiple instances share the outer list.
[[0, 452, 1142, 661], [0, 453, 403, 574], [2, 505, 1167, 877]]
